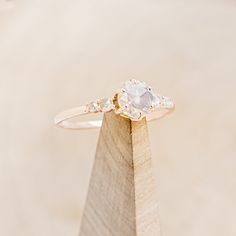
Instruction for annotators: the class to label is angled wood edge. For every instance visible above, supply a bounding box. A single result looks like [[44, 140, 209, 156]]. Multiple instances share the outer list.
[[79, 111, 161, 236]]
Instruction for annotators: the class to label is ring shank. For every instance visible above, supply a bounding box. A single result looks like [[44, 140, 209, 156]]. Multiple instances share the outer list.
[[54, 106, 174, 130]]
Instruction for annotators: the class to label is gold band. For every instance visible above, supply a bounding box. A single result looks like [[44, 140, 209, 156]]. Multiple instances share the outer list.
[[54, 105, 174, 130]]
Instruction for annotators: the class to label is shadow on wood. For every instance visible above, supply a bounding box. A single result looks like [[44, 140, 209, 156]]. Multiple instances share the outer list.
[[79, 111, 161, 236]]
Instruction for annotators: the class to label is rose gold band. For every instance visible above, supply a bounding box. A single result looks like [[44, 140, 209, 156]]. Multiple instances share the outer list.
[[54, 105, 174, 130]]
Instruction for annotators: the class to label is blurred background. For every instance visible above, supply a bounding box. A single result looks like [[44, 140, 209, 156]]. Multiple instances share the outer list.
[[0, 0, 236, 235]]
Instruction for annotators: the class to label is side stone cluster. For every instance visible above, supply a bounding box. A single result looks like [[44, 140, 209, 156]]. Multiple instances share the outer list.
[[87, 98, 114, 113]]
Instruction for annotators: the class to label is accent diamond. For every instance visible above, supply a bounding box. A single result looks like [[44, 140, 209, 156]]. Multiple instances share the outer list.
[[161, 96, 174, 108], [99, 98, 114, 112], [87, 102, 99, 113]]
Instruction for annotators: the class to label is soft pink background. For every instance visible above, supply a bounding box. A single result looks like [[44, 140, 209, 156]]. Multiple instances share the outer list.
[[0, 0, 236, 235]]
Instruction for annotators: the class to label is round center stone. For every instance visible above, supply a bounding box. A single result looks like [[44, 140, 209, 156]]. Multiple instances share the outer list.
[[118, 80, 160, 120]]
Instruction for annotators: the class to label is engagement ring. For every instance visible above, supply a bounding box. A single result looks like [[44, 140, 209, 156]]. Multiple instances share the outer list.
[[54, 79, 174, 129]]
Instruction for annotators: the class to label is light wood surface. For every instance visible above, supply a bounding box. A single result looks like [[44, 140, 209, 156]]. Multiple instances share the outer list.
[[79, 111, 160, 236]]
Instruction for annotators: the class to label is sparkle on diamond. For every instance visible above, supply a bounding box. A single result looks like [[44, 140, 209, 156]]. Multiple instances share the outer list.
[[118, 80, 161, 120]]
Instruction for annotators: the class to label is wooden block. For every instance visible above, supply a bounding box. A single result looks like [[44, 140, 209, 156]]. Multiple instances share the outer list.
[[79, 111, 161, 236]]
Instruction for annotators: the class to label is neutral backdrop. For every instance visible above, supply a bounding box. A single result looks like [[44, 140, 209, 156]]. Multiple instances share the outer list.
[[0, 0, 236, 235]]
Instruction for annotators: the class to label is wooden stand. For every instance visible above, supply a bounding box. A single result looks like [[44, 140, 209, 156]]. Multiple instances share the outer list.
[[79, 111, 161, 236]]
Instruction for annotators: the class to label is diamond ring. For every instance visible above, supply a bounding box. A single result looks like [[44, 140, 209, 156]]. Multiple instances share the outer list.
[[54, 79, 174, 129]]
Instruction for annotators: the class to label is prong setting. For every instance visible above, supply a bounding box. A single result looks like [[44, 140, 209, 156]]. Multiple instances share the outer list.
[[149, 104, 154, 110], [148, 86, 152, 92], [117, 79, 163, 120]]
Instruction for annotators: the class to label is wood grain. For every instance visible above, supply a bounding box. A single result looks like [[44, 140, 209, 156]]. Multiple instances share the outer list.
[[79, 111, 160, 236]]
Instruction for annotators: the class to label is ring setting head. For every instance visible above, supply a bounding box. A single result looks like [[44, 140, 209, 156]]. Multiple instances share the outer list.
[[116, 79, 161, 121], [86, 79, 174, 121]]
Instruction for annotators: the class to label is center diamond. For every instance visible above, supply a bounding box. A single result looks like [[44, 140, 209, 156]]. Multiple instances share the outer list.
[[118, 80, 160, 120]]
